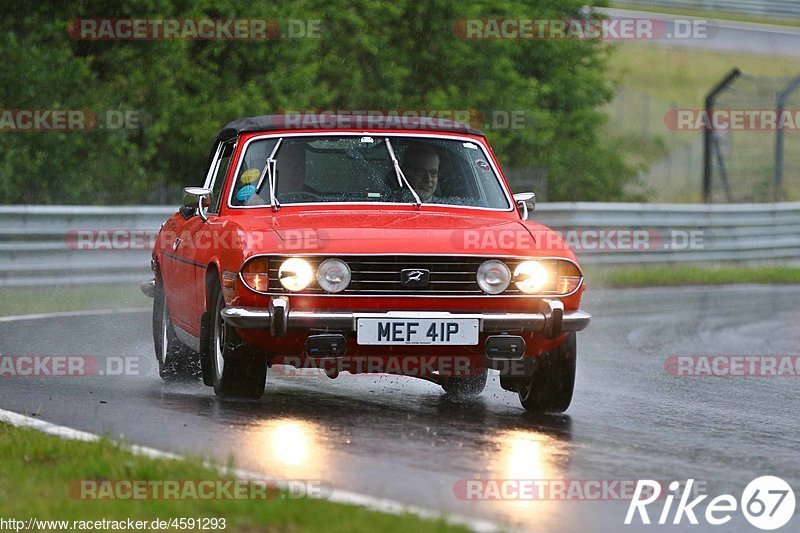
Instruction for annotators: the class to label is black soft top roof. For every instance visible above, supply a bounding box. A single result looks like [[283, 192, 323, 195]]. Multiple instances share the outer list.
[[212, 113, 485, 144]]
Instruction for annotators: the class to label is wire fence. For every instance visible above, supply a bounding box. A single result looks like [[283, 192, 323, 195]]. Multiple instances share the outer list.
[[606, 86, 703, 202], [609, 72, 800, 204], [706, 71, 800, 203]]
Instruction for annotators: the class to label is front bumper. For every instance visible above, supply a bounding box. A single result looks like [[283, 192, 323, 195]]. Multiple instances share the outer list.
[[221, 298, 591, 338]]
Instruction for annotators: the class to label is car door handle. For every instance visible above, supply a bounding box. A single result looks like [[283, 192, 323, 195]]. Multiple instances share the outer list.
[[172, 238, 182, 251]]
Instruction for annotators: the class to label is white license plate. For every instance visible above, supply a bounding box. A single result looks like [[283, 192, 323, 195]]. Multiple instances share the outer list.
[[357, 318, 479, 345]]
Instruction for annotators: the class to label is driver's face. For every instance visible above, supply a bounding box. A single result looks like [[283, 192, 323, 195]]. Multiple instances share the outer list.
[[404, 154, 439, 201]]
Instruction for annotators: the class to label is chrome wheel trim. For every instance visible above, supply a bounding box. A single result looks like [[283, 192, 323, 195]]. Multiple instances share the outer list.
[[160, 295, 169, 366], [214, 299, 225, 378], [518, 377, 533, 402]]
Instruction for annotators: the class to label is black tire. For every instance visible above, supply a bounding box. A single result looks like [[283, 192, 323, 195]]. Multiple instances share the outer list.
[[199, 310, 214, 387], [152, 279, 200, 382], [518, 333, 577, 413], [209, 290, 266, 399], [441, 367, 488, 397]]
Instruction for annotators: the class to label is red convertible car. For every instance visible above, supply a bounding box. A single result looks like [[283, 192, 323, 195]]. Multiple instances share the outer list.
[[142, 114, 591, 412]]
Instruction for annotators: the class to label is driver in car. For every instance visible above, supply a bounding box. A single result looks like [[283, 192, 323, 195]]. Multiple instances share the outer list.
[[400, 145, 440, 203]]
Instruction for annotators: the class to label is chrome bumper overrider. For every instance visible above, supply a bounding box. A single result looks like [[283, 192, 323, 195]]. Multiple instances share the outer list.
[[140, 278, 156, 298], [221, 298, 591, 338]]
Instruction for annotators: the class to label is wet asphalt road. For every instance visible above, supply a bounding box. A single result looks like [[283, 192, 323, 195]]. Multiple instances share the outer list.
[[0, 286, 798, 532]]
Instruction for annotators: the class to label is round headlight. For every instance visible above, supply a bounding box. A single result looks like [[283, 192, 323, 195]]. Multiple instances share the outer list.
[[514, 260, 548, 294], [278, 258, 313, 292], [316, 258, 351, 293], [477, 260, 511, 294]]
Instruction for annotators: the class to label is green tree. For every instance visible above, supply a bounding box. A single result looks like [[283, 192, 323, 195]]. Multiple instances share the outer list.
[[0, 0, 635, 204]]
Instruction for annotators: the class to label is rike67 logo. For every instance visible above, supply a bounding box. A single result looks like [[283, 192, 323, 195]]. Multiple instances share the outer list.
[[626, 477, 796, 530]]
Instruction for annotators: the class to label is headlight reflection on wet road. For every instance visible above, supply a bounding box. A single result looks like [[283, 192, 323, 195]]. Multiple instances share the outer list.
[[251, 419, 324, 479]]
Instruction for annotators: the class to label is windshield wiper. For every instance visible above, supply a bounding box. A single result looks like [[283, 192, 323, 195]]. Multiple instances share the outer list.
[[255, 138, 283, 211], [384, 138, 421, 207]]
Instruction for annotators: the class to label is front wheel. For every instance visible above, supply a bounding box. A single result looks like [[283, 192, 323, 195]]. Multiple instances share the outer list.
[[210, 290, 266, 399], [152, 279, 199, 382], [518, 333, 577, 413]]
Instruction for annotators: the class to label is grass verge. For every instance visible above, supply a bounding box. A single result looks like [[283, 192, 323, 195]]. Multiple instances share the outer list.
[[0, 283, 147, 317], [609, 43, 800, 110], [587, 264, 800, 288], [0, 422, 469, 532]]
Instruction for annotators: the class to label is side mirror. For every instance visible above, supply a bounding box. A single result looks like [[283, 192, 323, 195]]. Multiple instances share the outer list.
[[181, 187, 212, 221], [513, 192, 536, 220]]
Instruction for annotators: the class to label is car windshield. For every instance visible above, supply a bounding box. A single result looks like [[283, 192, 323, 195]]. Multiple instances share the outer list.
[[229, 135, 511, 209]]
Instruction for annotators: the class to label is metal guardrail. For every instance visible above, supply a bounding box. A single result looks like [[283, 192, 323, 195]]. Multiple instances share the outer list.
[[0, 206, 173, 287], [613, 0, 800, 19], [535, 202, 800, 264], [1, 203, 799, 286]]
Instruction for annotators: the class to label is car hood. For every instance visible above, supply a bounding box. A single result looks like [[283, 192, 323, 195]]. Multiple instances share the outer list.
[[232, 208, 565, 257]]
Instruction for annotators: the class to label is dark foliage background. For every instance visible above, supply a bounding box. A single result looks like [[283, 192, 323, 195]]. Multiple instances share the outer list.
[[0, 0, 637, 204]]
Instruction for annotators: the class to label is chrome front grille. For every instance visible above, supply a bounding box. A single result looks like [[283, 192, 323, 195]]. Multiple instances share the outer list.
[[267, 255, 531, 295]]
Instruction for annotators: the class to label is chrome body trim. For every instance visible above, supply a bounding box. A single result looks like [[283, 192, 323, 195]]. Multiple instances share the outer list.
[[541, 299, 565, 338], [270, 297, 288, 337], [221, 303, 591, 335]]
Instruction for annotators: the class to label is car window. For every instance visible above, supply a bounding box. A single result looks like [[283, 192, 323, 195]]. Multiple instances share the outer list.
[[230, 135, 510, 209], [206, 142, 234, 214], [229, 139, 279, 206]]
